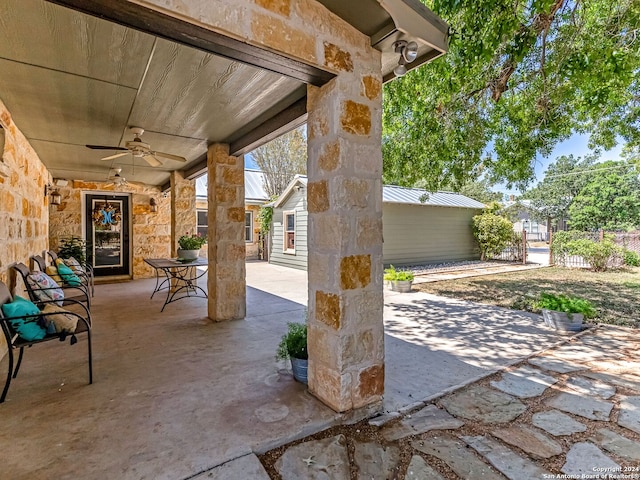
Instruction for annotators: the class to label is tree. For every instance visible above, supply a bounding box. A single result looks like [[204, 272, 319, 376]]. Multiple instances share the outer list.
[[383, 0, 639, 191], [568, 160, 640, 230], [524, 154, 597, 226], [455, 178, 503, 204], [250, 127, 306, 197]]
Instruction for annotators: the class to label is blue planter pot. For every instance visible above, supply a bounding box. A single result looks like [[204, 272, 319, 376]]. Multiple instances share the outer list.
[[290, 357, 308, 384]]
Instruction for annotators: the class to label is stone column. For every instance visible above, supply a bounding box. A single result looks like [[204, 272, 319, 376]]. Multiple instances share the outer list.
[[207, 144, 246, 321], [170, 171, 196, 256], [306, 49, 385, 412]]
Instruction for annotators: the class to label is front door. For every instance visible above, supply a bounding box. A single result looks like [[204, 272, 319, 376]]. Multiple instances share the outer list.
[[85, 194, 130, 277]]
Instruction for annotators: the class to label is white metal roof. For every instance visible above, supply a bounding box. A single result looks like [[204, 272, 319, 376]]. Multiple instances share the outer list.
[[274, 175, 486, 209], [196, 169, 269, 204], [383, 185, 486, 209]]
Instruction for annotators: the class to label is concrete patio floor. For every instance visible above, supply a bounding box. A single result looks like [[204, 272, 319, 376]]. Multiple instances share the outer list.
[[1, 261, 575, 479]]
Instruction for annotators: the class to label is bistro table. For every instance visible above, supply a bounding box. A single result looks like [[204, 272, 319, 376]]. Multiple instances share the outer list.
[[144, 257, 208, 311]]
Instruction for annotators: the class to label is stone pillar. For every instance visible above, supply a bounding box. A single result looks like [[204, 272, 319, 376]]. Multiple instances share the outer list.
[[306, 51, 385, 412], [206, 144, 246, 321], [170, 171, 196, 256]]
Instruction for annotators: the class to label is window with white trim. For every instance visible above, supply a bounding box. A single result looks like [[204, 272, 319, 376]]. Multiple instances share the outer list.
[[245, 211, 253, 243], [283, 210, 295, 253], [197, 210, 208, 238]]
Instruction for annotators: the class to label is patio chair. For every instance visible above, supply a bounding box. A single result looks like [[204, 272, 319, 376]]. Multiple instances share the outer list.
[[13, 263, 91, 311], [47, 250, 95, 297], [34, 254, 94, 297], [47, 250, 95, 296], [0, 280, 92, 403]]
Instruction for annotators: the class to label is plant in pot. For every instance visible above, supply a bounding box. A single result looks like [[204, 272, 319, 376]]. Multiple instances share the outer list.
[[384, 265, 415, 293], [177, 233, 206, 260], [276, 322, 308, 384], [58, 235, 87, 263], [535, 293, 596, 332]]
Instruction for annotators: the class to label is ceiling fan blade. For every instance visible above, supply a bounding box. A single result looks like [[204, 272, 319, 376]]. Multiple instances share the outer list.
[[101, 152, 130, 161], [152, 151, 187, 162], [86, 145, 128, 150], [142, 154, 163, 167]]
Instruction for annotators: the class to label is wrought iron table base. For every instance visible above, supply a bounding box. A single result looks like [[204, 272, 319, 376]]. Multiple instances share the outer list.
[[144, 258, 208, 311]]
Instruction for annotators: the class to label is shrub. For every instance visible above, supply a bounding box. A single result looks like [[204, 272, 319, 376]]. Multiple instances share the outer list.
[[472, 210, 513, 260], [384, 265, 414, 282], [535, 293, 596, 319], [565, 237, 619, 272], [276, 322, 308, 360], [623, 249, 640, 267]]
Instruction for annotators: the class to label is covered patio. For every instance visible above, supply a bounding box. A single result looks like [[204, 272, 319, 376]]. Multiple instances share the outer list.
[[0, 263, 572, 479], [0, 0, 449, 414]]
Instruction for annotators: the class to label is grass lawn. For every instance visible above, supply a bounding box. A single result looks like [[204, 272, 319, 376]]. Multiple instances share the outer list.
[[415, 266, 640, 327]]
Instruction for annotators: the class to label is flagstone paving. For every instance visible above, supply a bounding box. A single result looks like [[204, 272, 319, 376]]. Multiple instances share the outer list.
[[490, 365, 558, 398], [532, 410, 587, 436], [258, 325, 640, 480]]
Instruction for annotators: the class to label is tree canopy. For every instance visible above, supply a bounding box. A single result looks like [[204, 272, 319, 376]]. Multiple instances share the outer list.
[[524, 154, 597, 221], [250, 127, 306, 197], [568, 160, 640, 230], [382, 0, 639, 191]]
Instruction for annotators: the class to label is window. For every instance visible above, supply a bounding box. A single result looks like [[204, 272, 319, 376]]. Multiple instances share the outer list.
[[245, 211, 253, 243], [197, 210, 208, 238], [283, 211, 295, 253]]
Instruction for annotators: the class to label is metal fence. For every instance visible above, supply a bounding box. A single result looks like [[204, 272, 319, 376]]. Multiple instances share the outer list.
[[488, 231, 527, 263], [551, 230, 639, 268]]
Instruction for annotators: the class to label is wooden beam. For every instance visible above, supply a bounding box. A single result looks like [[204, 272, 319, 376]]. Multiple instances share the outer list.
[[47, 0, 335, 86], [173, 96, 308, 185], [229, 96, 307, 156]]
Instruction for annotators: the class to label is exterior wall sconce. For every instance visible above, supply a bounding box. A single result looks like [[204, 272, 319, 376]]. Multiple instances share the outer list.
[[393, 40, 418, 77], [45, 184, 62, 206], [149, 197, 157, 213], [294, 184, 304, 192]]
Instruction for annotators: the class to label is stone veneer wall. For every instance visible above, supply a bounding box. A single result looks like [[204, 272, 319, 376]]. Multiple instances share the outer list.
[[0, 98, 50, 290], [170, 171, 196, 257], [49, 181, 171, 279]]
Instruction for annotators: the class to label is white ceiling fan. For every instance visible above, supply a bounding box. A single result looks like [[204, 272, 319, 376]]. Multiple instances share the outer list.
[[105, 168, 148, 188], [86, 127, 187, 167]]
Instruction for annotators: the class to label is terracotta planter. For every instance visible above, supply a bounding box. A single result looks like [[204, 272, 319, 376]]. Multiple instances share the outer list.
[[541, 309, 584, 332], [177, 249, 199, 260]]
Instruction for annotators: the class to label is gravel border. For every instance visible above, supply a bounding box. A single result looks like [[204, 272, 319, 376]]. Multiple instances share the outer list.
[[394, 260, 520, 276]]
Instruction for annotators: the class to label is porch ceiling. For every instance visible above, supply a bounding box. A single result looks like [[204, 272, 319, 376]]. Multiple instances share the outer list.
[[0, 0, 447, 188]]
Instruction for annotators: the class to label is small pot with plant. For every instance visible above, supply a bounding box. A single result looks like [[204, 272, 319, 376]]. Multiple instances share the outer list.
[[536, 293, 596, 332], [177, 233, 207, 260], [384, 265, 415, 293], [276, 321, 308, 384]]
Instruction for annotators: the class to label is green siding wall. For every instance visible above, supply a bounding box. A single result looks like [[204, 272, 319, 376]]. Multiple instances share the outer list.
[[382, 203, 480, 266], [270, 189, 308, 271]]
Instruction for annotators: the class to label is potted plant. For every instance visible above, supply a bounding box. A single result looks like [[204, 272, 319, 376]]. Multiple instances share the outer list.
[[177, 233, 207, 260], [535, 293, 596, 332], [276, 322, 308, 384], [384, 265, 414, 293], [58, 235, 87, 263]]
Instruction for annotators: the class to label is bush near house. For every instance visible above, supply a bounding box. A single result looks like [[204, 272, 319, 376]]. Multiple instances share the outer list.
[[472, 204, 513, 261]]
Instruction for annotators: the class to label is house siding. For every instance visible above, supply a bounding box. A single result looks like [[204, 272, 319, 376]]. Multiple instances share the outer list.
[[382, 203, 480, 266], [270, 189, 308, 271]]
